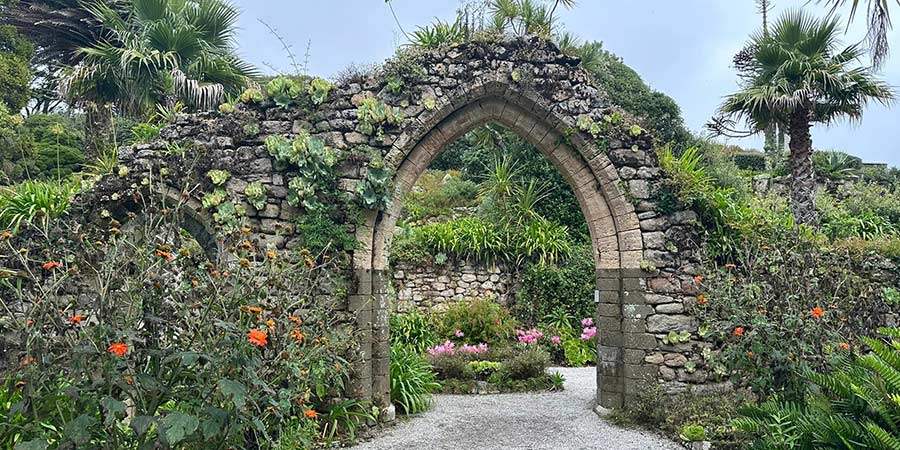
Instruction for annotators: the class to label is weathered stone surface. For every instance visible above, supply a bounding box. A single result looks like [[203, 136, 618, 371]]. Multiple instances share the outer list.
[[647, 314, 696, 333]]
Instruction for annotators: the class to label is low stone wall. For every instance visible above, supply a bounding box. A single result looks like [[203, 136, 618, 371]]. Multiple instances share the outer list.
[[391, 260, 517, 313]]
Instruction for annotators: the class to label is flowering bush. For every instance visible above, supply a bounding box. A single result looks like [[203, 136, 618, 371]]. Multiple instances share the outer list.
[[433, 297, 517, 346], [426, 341, 489, 356], [516, 329, 544, 345], [0, 208, 371, 449]]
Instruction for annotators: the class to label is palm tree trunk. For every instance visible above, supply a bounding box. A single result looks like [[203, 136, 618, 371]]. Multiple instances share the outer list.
[[84, 102, 114, 161], [787, 109, 819, 226], [763, 125, 779, 170]]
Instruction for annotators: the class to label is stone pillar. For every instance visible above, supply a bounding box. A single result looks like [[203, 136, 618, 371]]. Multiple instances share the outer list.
[[596, 268, 624, 409], [620, 268, 657, 406], [348, 269, 374, 402], [372, 270, 394, 420]]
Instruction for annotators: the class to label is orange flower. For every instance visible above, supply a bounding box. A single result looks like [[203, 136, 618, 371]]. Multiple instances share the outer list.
[[266, 319, 275, 329], [21, 357, 35, 366], [241, 241, 253, 249], [266, 251, 277, 259], [761, 245, 771, 251], [300, 369, 309, 376], [747, 351, 754, 358], [733, 327, 745, 337], [839, 342, 851, 350], [0, 230, 12, 239], [693, 275, 704, 283], [192, 279, 199, 287], [724, 263, 736, 269], [292, 329, 305, 343], [155, 249, 174, 261], [697, 294, 708, 305], [243, 306, 263, 314], [811, 307, 824, 319], [68, 315, 84, 324], [289, 316, 302, 324], [42, 261, 61, 270], [248, 329, 268, 346], [241, 226, 251, 233], [303, 409, 318, 419], [108, 342, 128, 356]]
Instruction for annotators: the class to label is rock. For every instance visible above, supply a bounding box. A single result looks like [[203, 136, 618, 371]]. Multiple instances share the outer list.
[[655, 303, 685, 314], [647, 314, 696, 333], [664, 353, 688, 367]]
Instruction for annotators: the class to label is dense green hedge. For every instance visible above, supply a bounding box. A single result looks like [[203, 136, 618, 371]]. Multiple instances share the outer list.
[[512, 245, 596, 326], [732, 151, 766, 172]]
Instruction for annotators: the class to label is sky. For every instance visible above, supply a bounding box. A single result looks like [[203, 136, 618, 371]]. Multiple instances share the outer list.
[[229, 0, 900, 166]]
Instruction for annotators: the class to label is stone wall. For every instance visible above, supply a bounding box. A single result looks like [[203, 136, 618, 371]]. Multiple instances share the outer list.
[[391, 260, 517, 312]]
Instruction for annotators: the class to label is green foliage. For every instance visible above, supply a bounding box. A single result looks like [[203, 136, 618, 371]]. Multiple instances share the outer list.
[[410, 17, 466, 49], [265, 132, 338, 211], [469, 360, 502, 377], [129, 122, 161, 144], [357, 98, 399, 139], [307, 78, 334, 105], [390, 345, 440, 415], [0, 205, 360, 449], [732, 151, 767, 172], [239, 87, 264, 104], [429, 352, 476, 381], [501, 346, 550, 380], [514, 245, 595, 325], [61, 0, 256, 115], [610, 383, 751, 449], [818, 182, 900, 240], [356, 156, 393, 210], [390, 311, 437, 355], [434, 298, 517, 346], [680, 424, 709, 442], [293, 210, 356, 257], [393, 216, 572, 266], [0, 24, 33, 111], [561, 336, 595, 367], [402, 170, 479, 222], [735, 328, 900, 450], [813, 150, 862, 181], [244, 181, 267, 210], [266, 76, 303, 108], [207, 169, 230, 186], [381, 48, 426, 96], [0, 180, 74, 232]]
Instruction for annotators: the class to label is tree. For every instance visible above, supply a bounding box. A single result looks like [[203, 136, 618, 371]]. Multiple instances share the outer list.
[[3, 0, 255, 157], [718, 10, 894, 225], [0, 23, 33, 111], [818, 0, 900, 67]]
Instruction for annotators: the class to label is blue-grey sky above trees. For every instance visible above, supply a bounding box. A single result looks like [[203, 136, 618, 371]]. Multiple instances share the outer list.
[[231, 0, 899, 166]]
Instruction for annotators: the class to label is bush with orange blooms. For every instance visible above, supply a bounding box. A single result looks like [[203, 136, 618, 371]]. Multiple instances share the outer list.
[[0, 209, 373, 449]]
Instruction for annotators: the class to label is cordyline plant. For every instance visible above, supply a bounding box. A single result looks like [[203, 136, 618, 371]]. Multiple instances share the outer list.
[[0, 202, 372, 449]]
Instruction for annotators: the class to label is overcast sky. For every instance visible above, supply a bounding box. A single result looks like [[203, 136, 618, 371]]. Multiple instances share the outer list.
[[230, 0, 899, 166]]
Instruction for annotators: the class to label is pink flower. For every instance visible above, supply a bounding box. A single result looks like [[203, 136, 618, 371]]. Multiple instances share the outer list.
[[551, 336, 562, 345], [516, 329, 544, 345], [581, 318, 594, 327], [455, 329, 464, 338], [427, 341, 488, 356], [580, 327, 597, 340]]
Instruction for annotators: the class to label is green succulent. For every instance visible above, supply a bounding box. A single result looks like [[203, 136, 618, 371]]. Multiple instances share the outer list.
[[266, 76, 303, 108], [207, 170, 230, 186], [244, 181, 267, 210], [239, 88, 264, 104], [308, 78, 334, 105]]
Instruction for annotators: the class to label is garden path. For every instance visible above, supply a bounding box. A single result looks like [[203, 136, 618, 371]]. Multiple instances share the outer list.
[[354, 367, 679, 450]]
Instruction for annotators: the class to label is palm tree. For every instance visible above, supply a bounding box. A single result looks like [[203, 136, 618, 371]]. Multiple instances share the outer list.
[[818, 0, 899, 67], [4, 0, 255, 157], [718, 10, 893, 225]]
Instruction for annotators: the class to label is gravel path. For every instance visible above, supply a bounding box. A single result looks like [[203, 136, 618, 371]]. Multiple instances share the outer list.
[[354, 367, 680, 450]]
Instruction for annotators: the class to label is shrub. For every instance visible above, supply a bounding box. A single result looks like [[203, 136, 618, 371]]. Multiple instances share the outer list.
[[501, 346, 550, 380], [390, 310, 437, 355], [434, 298, 517, 347], [0, 180, 74, 232], [514, 245, 595, 325], [813, 150, 862, 181], [735, 328, 900, 449], [0, 206, 368, 449], [732, 150, 766, 172], [610, 383, 752, 450], [390, 345, 441, 415], [428, 352, 476, 381]]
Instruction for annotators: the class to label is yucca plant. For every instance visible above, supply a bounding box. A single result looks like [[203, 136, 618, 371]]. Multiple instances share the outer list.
[[410, 17, 466, 49], [735, 327, 900, 449], [390, 345, 441, 415]]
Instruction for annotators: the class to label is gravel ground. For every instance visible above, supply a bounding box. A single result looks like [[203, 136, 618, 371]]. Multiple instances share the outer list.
[[353, 367, 680, 450]]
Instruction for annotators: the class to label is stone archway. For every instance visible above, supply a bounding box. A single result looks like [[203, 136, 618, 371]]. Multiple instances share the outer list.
[[352, 79, 652, 415]]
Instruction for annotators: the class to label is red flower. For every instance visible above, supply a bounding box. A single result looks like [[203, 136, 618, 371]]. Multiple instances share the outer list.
[[697, 295, 708, 305], [68, 315, 84, 324], [304, 409, 318, 419], [42, 261, 62, 270], [108, 342, 128, 356], [733, 327, 745, 337], [248, 329, 268, 346], [693, 275, 704, 283], [811, 307, 824, 319]]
